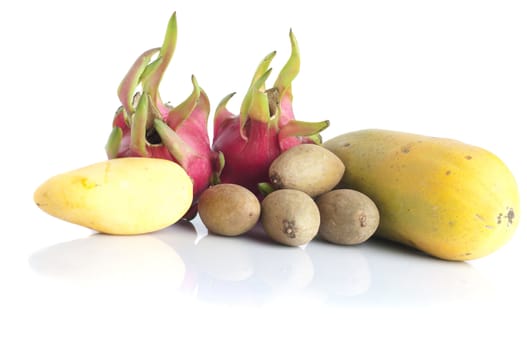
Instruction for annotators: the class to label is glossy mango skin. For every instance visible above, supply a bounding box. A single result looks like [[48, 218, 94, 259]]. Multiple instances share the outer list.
[[324, 129, 520, 261], [34, 158, 193, 235]]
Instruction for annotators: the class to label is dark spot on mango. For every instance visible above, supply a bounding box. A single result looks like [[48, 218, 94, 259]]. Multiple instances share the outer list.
[[401, 145, 411, 153], [445, 170, 451, 175], [465, 155, 472, 160], [507, 208, 515, 225], [343, 142, 351, 147], [497, 208, 514, 225]]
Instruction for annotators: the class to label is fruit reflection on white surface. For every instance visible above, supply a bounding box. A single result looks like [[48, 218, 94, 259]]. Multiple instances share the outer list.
[[194, 235, 255, 282], [306, 243, 371, 298], [29, 233, 186, 288], [308, 238, 494, 306], [251, 240, 315, 294], [29, 219, 494, 306]]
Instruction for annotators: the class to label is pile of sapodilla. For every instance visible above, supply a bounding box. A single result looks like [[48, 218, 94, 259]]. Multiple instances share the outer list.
[[198, 143, 379, 247]]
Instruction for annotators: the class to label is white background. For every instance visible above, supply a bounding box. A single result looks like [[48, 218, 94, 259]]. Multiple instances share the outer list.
[[1, 0, 526, 349]]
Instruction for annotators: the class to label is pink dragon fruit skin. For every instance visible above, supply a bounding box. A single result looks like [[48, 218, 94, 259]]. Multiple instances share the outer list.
[[105, 12, 218, 217], [212, 30, 329, 194]]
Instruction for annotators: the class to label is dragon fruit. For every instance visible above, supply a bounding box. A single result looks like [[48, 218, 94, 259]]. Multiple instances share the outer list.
[[212, 30, 329, 195], [105, 12, 218, 218]]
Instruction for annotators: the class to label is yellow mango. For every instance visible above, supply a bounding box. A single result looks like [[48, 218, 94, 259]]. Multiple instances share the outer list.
[[324, 129, 520, 261], [34, 157, 193, 235]]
